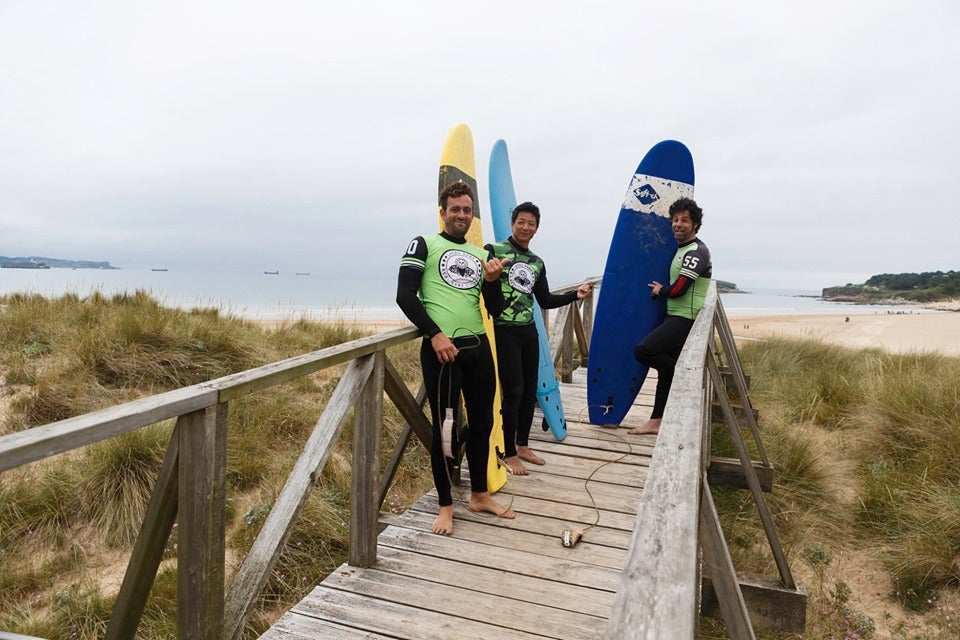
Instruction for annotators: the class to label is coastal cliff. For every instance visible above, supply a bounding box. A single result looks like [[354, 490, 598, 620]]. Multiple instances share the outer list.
[[822, 270, 959, 308]]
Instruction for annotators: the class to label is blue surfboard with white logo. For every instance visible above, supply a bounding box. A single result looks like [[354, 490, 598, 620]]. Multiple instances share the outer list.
[[488, 139, 567, 441], [587, 140, 695, 425]]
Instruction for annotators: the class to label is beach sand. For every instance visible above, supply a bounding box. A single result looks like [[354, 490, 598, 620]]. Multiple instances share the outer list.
[[728, 311, 960, 357], [253, 308, 960, 358]]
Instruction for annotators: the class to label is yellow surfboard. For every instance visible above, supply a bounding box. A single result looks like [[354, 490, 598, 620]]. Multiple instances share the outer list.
[[437, 122, 507, 493]]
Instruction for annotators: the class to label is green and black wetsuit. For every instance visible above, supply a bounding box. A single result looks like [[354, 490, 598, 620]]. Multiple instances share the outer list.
[[486, 237, 578, 456], [634, 237, 712, 420]]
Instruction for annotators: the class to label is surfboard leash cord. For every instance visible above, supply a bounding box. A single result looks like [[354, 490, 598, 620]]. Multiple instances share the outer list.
[[559, 406, 635, 547]]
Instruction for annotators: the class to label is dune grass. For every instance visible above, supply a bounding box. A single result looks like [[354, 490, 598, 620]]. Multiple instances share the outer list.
[[705, 337, 960, 639], [3, 292, 959, 638], [0, 291, 430, 639]]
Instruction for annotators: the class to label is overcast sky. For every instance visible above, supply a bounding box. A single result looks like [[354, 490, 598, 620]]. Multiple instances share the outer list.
[[1, 1, 957, 291]]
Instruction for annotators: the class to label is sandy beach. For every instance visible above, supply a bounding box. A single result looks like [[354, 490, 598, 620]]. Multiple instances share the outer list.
[[728, 311, 960, 357], [257, 306, 960, 358]]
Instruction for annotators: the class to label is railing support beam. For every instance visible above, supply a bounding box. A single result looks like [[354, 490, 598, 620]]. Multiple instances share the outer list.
[[178, 404, 229, 640]]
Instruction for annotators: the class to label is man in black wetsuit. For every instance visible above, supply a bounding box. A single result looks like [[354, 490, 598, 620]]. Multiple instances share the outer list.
[[629, 197, 712, 436], [396, 181, 515, 535]]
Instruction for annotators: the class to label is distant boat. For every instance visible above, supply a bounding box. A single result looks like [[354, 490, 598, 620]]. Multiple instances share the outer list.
[[264, 270, 279, 275], [1, 260, 50, 269], [151, 268, 169, 272], [295, 272, 310, 276]]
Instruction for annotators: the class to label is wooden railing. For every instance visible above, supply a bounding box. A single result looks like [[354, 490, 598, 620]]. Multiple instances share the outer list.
[[606, 282, 805, 639], [0, 285, 598, 640], [0, 278, 803, 640]]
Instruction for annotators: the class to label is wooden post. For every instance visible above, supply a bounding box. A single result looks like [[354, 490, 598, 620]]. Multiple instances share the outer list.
[[561, 309, 574, 383], [177, 403, 228, 640], [350, 352, 384, 568], [582, 287, 594, 352]]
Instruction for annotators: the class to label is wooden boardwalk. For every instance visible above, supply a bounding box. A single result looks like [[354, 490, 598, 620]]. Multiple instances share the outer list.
[[260, 370, 659, 639]]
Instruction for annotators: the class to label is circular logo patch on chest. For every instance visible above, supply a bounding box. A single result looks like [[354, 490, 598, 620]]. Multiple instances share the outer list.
[[508, 262, 536, 294], [439, 250, 482, 289]]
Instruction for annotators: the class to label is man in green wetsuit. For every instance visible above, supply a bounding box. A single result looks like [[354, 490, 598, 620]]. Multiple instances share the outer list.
[[396, 181, 516, 536], [486, 202, 592, 475], [629, 197, 712, 436]]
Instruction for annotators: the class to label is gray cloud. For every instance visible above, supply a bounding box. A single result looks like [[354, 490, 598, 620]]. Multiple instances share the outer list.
[[2, 1, 957, 293]]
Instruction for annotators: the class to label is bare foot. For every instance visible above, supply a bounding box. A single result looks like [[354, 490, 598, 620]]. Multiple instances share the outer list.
[[504, 455, 528, 475], [516, 446, 545, 466], [627, 418, 661, 436], [431, 505, 454, 535], [469, 492, 515, 519]]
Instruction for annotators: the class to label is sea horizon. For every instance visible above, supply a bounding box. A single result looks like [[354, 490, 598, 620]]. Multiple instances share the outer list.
[[0, 266, 944, 322]]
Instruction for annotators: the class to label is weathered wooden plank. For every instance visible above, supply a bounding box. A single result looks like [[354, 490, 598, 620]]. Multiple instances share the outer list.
[[104, 425, 180, 640], [707, 350, 794, 589], [410, 491, 638, 532], [527, 433, 655, 463], [321, 565, 607, 639], [528, 429, 655, 459], [371, 545, 616, 618], [549, 304, 571, 364], [701, 571, 808, 633], [178, 404, 228, 640], [212, 326, 418, 402], [606, 284, 717, 639], [489, 451, 647, 487], [0, 386, 217, 472], [290, 586, 551, 640], [377, 422, 412, 509], [714, 299, 769, 465], [262, 613, 395, 639], [700, 475, 755, 639], [463, 468, 644, 512], [561, 300, 575, 382], [708, 456, 773, 492], [572, 299, 589, 359], [382, 354, 432, 449], [380, 509, 626, 569], [377, 525, 622, 592], [224, 356, 375, 640], [350, 352, 384, 568]]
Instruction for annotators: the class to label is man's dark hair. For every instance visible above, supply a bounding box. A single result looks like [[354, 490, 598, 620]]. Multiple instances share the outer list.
[[668, 197, 703, 230], [439, 181, 475, 210], [511, 201, 541, 226]]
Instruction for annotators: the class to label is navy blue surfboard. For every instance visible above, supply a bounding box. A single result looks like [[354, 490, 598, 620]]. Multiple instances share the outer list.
[[587, 140, 695, 425]]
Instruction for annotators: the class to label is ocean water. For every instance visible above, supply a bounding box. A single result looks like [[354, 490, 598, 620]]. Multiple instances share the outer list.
[[0, 268, 938, 321]]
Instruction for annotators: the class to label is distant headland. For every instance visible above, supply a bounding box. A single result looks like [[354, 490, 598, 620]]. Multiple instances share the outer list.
[[822, 270, 959, 308], [717, 279, 745, 293], [0, 255, 118, 270]]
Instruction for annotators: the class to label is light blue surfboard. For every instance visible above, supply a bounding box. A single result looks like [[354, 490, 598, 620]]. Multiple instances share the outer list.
[[587, 140, 695, 425], [488, 139, 567, 441]]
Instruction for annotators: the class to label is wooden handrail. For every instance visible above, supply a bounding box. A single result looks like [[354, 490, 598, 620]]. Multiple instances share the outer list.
[[606, 284, 719, 638]]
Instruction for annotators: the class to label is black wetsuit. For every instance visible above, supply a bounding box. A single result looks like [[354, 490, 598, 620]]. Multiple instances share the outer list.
[[397, 232, 505, 506]]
